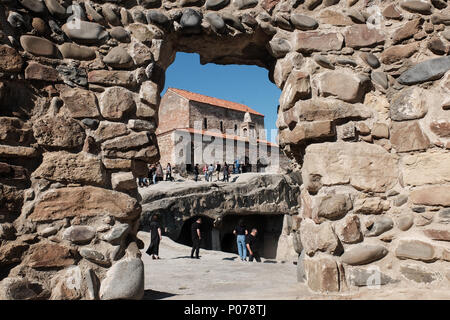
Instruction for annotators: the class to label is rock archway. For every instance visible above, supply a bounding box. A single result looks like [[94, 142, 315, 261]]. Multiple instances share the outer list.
[[1, 0, 450, 299]]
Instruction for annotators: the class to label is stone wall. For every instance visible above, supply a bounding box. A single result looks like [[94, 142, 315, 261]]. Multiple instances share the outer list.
[[189, 101, 266, 138], [0, 0, 449, 298], [156, 130, 176, 167], [166, 129, 281, 169], [157, 88, 190, 134]]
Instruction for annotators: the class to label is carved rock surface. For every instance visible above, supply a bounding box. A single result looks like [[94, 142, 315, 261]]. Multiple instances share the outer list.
[[390, 87, 428, 121], [29, 186, 141, 222], [401, 151, 450, 186], [63, 226, 96, 244], [300, 219, 342, 256], [343, 25, 384, 49], [99, 87, 136, 120], [311, 194, 352, 223], [347, 267, 397, 287], [302, 142, 398, 193], [294, 98, 372, 121], [400, 264, 439, 283], [410, 186, 450, 206], [26, 243, 75, 268], [62, 21, 109, 44], [304, 256, 340, 292], [59, 43, 96, 60], [20, 36, 59, 57], [99, 258, 144, 300], [60, 88, 100, 119], [0, 45, 23, 72], [103, 47, 134, 69], [395, 239, 436, 262], [32, 115, 86, 149], [398, 56, 450, 85], [32, 151, 106, 186], [365, 216, 394, 237], [341, 244, 388, 265], [295, 31, 344, 53], [390, 121, 430, 153], [335, 215, 363, 244], [315, 71, 368, 103]]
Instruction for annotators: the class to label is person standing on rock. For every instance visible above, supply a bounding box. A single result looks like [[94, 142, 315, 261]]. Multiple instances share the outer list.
[[146, 215, 162, 260], [166, 163, 173, 181], [194, 163, 199, 181], [156, 162, 163, 182], [246, 228, 261, 262], [191, 217, 202, 259], [208, 163, 214, 182], [215, 162, 221, 181], [233, 219, 248, 261], [138, 176, 146, 188], [203, 164, 208, 181], [222, 162, 229, 182]]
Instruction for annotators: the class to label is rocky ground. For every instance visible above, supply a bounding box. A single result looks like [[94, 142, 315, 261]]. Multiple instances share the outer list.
[[138, 232, 450, 300]]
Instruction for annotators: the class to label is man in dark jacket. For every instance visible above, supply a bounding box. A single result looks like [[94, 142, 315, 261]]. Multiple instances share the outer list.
[[222, 162, 229, 182], [191, 217, 202, 259], [246, 228, 261, 262]]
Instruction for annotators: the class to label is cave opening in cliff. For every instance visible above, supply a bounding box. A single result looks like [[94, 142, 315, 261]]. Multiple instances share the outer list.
[[175, 214, 284, 259], [176, 215, 215, 250], [218, 214, 284, 259]]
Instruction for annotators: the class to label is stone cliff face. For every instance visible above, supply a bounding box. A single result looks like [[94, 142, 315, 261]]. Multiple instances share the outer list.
[[140, 173, 302, 262], [140, 173, 301, 235], [0, 0, 449, 298]]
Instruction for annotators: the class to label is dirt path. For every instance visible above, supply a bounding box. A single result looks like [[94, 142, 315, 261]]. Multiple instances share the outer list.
[[138, 232, 450, 300]]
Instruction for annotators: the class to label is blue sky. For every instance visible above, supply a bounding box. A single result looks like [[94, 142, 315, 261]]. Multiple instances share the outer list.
[[162, 52, 281, 143]]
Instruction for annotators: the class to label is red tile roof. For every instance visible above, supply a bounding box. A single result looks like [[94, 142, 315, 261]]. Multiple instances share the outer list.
[[177, 128, 278, 147], [168, 88, 264, 117]]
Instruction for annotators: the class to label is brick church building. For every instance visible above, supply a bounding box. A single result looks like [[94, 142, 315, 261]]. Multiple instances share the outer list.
[[156, 88, 288, 172]]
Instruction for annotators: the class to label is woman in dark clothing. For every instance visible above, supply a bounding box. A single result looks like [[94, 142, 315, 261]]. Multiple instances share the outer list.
[[148, 165, 156, 185], [194, 164, 199, 181], [146, 215, 162, 259], [233, 219, 248, 261]]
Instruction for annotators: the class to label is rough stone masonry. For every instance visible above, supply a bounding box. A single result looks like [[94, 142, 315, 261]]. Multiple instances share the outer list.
[[0, 0, 449, 299]]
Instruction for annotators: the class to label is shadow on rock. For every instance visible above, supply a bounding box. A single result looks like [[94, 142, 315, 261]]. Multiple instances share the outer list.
[[142, 289, 177, 300]]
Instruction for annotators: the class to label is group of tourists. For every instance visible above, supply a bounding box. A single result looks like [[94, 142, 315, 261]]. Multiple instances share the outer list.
[[138, 159, 246, 187], [138, 162, 173, 187], [190, 217, 260, 261], [193, 159, 244, 182], [146, 216, 261, 263], [193, 162, 231, 182], [232, 219, 261, 262]]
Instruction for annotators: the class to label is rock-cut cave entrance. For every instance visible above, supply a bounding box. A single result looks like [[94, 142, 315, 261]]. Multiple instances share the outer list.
[[176, 215, 216, 250], [176, 214, 284, 259]]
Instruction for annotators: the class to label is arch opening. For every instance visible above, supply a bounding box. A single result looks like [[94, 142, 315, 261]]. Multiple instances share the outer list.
[[155, 52, 289, 175]]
